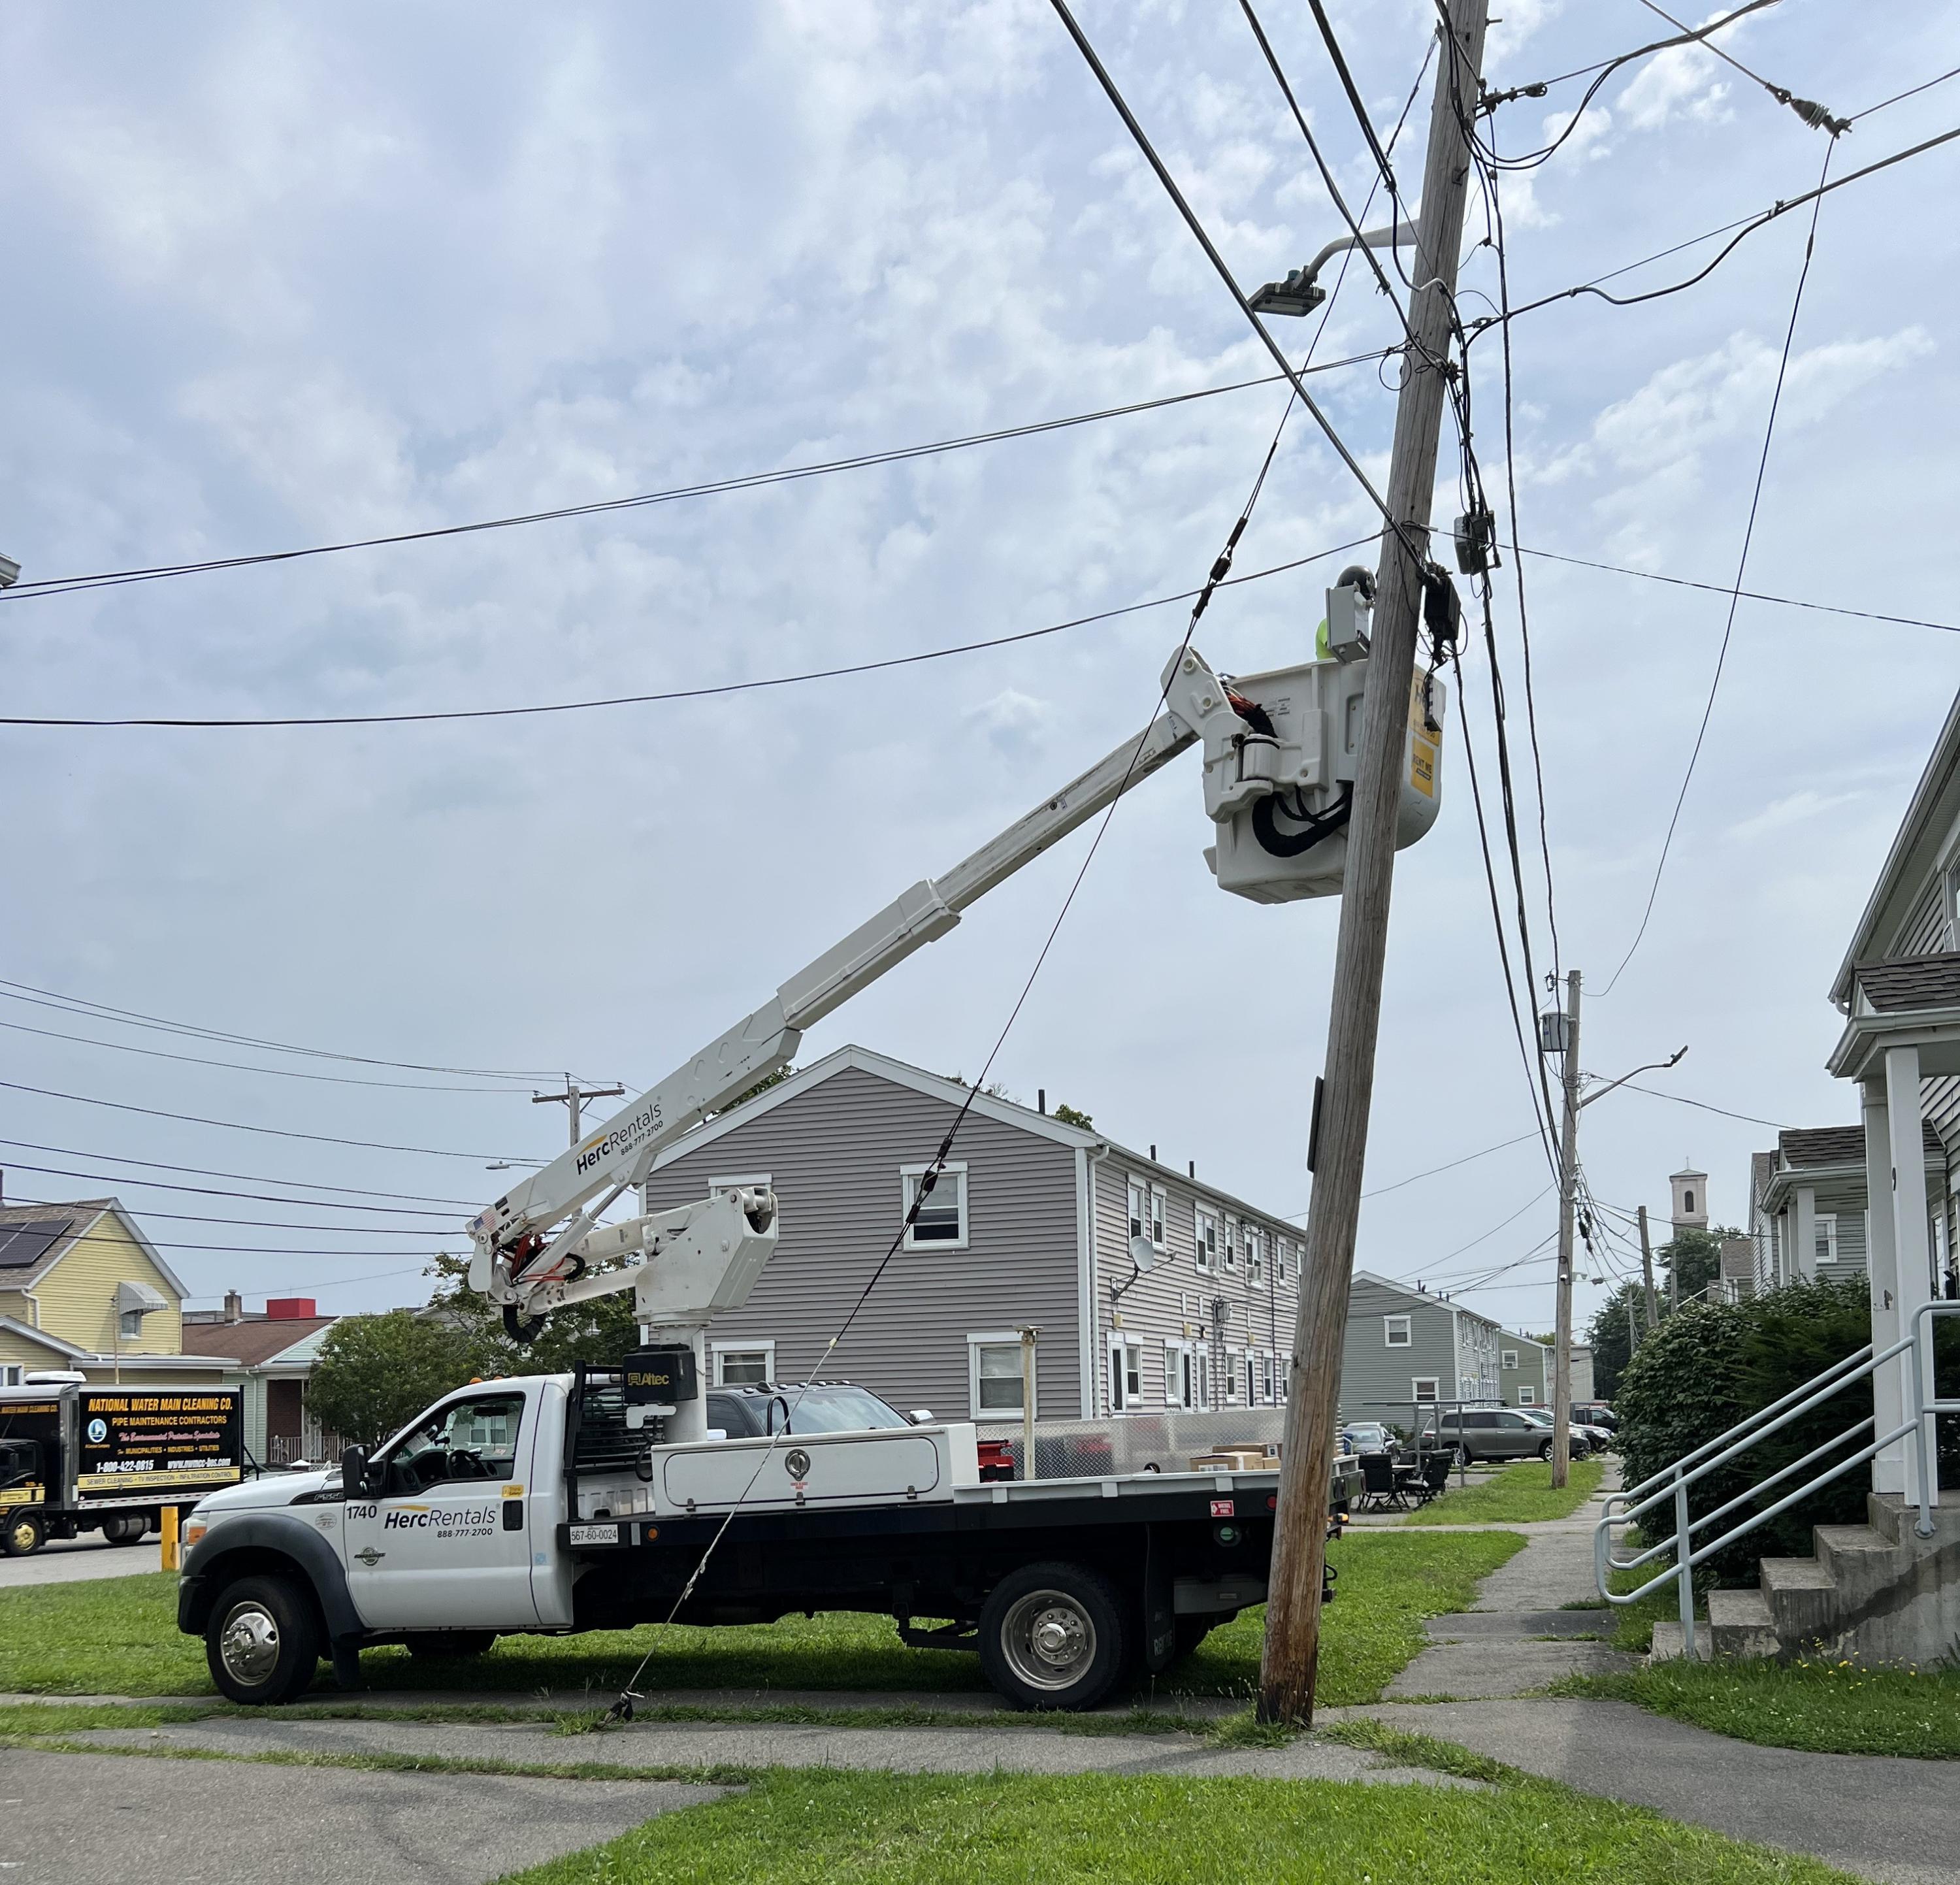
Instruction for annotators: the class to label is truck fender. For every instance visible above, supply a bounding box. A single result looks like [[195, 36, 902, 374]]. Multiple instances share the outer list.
[[178, 1513, 363, 1650]]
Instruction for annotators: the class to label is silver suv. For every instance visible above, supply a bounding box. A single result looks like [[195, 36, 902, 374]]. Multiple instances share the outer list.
[[1437, 1406, 1590, 1464]]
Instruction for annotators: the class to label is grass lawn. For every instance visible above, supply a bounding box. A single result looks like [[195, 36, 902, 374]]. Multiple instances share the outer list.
[[496, 1764, 1857, 1885], [1554, 1658, 1960, 1760], [1402, 1458, 1604, 1526], [0, 1528, 1522, 1709]]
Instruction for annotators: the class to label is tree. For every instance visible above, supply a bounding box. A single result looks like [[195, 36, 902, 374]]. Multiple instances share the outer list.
[[306, 1311, 474, 1449], [1584, 1281, 1649, 1400], [423, 1250, 643, 1378], [1659, 1224, 1740, 1303], [1053, 1102, 1094, 1130]]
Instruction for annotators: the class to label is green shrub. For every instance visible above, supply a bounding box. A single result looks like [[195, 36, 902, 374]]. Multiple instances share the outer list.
[[1616, 1277, 1960, 1588]]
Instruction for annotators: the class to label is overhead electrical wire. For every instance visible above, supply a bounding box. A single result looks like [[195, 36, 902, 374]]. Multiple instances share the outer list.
[[0, 536, 1380, 730], [1610, 1082, 1791, 1130], [0, 1156, 480, 1217], [1630, 0, 1844, 135], [1603, 137, 1836, 995], [0, 1135, 479, 1206], [0, 1077, 542, 1164], [0, 975, 580, 1083], [0, 1215, 449, 1259], [0, 354, 1391, 605]]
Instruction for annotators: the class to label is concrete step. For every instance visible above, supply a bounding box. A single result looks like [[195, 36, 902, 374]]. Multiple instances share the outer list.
[[1761, 1554, 1838, 1648], [1648, 1620, 1686, 1663], [1705, 1588, 1780, 1660]]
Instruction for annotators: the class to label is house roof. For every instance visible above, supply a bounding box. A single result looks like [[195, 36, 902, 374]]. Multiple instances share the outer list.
[[1750, 1149, 1776, 1209], [1854, 953, 1960, 1014], [1352, 1270, 1503, 1331], [180, 1317, 336, 1369], [1778, 1121, 1941, 1169], [0, 1198, 188, 1300], [1831, 689, 1960, 1008], [1499, 1328, 1549, 1353], [0, 1315, 89, 1359], [646, 1043, 1309, 1235]]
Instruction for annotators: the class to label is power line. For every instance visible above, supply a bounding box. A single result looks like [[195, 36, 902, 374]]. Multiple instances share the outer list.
[[0, 1213, 448, 1260], [0, 975, 578, 1083], [0, 1014, 535, 1094], [1603, 138, 1835, 995], [1854, 65, 1960, 122], [0, 357, 1386, 604], [0, 1077, 542, 1164], [1474, 124, 1959, 333], [1610, 1082, 1791, 1131], [0, 1136, 478, 1206], [0, 1156, 477, 1217], [0, 535, 1379, 730], [1045, 0, 1413, 551], [1629, 0, 1842, 134], [1512, 544, 1960, 635]]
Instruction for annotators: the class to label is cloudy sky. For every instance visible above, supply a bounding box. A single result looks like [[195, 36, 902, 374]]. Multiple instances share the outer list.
[[1, 0, 1955, 1343]]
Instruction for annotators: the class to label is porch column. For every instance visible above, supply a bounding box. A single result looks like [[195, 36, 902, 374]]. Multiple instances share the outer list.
[[1793, 1187, 1818, 1282], [1883, 1047, 1937, 1506], [1864, 1077, 1904, 1496]]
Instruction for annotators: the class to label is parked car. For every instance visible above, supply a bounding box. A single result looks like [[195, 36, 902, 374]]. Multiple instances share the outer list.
[[1437, 1406, 1588, 1464], [1572, 1401, 1618, 1432], [1342, 1421, 1396, 1454], [1516, 1407, 1607, 1454]]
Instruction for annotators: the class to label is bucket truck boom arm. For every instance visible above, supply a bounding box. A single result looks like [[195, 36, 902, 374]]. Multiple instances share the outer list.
[[468, 644, 1250, 1331]]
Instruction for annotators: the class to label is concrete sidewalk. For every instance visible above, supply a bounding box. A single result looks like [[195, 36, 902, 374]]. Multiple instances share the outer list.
[[0, 1538, 165, 1590], [1356, 1697, 1957, 1885]]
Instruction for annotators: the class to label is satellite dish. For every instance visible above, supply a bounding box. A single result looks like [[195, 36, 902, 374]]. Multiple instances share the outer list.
[[1130, 1234, 1160, 1273]]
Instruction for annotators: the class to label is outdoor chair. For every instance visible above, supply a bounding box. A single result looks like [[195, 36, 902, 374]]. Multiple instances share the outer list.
[[1357, 1451, 1405, 1512], [1411, 1451, 1454, 1503]]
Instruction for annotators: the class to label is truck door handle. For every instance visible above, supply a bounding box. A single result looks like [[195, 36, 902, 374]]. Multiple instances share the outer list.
[[502, 1502, 524, 1532]]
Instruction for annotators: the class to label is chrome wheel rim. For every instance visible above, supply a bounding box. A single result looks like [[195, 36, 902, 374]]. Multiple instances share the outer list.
[[1000, 1590, 1095, 1692], [219, 1602, 282, 1686]]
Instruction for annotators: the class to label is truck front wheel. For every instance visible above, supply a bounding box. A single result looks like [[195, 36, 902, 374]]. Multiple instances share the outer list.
[[206, 1575, 321, 1705], [2, 1510, 44, 1557], [979, 1562, 1127, 1711]]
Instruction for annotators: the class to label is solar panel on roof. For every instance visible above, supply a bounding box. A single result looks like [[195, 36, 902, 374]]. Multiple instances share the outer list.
[[0, 1221, 73, 1269]]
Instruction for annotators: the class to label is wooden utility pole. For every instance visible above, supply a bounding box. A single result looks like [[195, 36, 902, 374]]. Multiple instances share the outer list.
[[1257, 0, 1490, 1729], [1639, 1204, 1660, 1332], [533, 1075, 625, 1148], [1550, 970, 1582, 1489]]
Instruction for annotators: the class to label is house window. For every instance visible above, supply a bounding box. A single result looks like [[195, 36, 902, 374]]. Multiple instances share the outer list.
[[1194, 1208, 1219, 1272], [1279, 1353, 1290, 1403], [119, 1310, 144, 1338], [1261, 1351, 1276, 1405], [1501, 1349, 1518, 1371], [1149, 1185, 1166, 1249], [1128, 1177, 1147, 1242], [1249, 1229, 1265, 1286], [1518, 1385, 1537, 1405], [711, 1341, 776, 1386], [1684, 1189, 1696, 1215], [708, 1172, 772, 1202], [1814, 1214, 1838, 1266], [1413, 1377, 1440, 1403], [969, 1336, 1028, 1417], [1222, 1217, 1239, 1272], [1224, 1349, 1244, 1403], [1384, 1315, 1412, 1349], [1164, 1340, 1196, 1411], [1107, 1337, 1142, 1413], [0, 1365, 19, 1387], [1195, 1347, 1211, 1411], [903, 1162, 968, 1249], [1275, 1236, 1290, 1283]]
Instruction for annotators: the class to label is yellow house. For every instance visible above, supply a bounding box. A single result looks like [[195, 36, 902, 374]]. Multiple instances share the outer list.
[[0, 1197, 221, 1385]]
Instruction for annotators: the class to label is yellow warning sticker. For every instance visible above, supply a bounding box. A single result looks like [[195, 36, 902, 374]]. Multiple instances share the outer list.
[[1411, 737, 1438, 798]]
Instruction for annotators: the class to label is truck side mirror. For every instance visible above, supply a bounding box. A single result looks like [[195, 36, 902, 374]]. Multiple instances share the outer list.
[[340, 1445, 368, 1498]]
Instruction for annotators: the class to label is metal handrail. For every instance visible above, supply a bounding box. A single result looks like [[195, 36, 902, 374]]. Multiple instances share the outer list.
[[1596, 1300, 1956, 1659]]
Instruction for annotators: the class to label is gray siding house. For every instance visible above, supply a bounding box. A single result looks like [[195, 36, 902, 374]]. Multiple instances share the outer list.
[[1339, 1271, 1503, 1428], [1747, 1124, 1942, 1296], [1499, 1331, 1550, 1408], [638, 1046, 1307, 1424]]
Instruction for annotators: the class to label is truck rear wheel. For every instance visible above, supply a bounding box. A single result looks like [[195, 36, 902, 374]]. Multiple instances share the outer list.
[[205, 1575, 321, 1705], [979, 1562, 1127, 1711], [2, 1510, 44, 1557], [102, 1514, 146, 1545]]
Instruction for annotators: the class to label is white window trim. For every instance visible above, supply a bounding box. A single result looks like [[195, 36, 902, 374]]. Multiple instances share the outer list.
[[710, 1339, 777, 1386], [1107, 1333, 1142, 1414], [1384, 1314, 1412, 1349], [1412, 1376, 1440, 1403], [902, 1160, 970, 1252], [1128, 1177, 1148, 1243], [1163, 1337, 1198, 1411], [0, 1364, 20, 1387], [1249, 1227, 1266, 1287], [1501, 1349, 1518, 1371], [1148, 1183, 1168, 1252], [1517, 1385, 1537, 1405], [1222, 1215, 1239, 1272], [1814, 1213, 1839, 1266], [1224, 1345, 1245, 1403], [708, 1171, 773, 1198], [1194, 1207, 1218, 1273], [968, 1330, 1030, 1420], [1260, 1350, 1275, 1405]]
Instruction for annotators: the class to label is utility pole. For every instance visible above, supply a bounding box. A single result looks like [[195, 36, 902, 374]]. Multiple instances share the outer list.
[[532, 1075, 625, 1149], [1550, 970, 1582, 1490], [1639, 1204, 1659, 1332], [1258, 0, 1490, 1729]]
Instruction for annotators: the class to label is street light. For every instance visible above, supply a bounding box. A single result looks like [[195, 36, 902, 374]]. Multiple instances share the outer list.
[[1248, 221, 1419, 319], [0, 553, 20, 589]]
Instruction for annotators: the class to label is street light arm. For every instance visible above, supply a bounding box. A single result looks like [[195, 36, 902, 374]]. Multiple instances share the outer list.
[[1577, 1045, 1688, 1111]]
